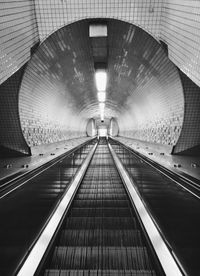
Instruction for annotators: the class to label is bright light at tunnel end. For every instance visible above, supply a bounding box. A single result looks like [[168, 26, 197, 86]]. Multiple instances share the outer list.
[[99, 102, 105, 121], [98, 91, 106, 102], [95, 70, 107, 92], [95, 70, 107, 121]]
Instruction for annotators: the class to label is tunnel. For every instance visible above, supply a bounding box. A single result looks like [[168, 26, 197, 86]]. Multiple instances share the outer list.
[[0, 1, 200, 276], [17, 18, 184, 153]]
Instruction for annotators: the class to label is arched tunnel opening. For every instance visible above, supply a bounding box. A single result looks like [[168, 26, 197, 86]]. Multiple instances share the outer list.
[[17, 18, 185, 155], [0, 18, 199, 157], [0, 8, 200, 276]]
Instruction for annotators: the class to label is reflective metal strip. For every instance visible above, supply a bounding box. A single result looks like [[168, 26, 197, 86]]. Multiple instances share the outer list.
[[109, 143, 184, 276], [17, 142, 97, 276]]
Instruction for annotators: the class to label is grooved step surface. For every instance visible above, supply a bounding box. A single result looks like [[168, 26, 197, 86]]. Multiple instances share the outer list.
[[110, 139, 200, 275], [0, 141, 96, 276], [43, 138, 160, 275], [50, 246, 151, 269], [59, 229, 143, 246], [44, 269, 156, 276]]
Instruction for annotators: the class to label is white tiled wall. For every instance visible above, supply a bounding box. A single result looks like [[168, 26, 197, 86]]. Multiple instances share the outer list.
[[160, 0, 200, 87], [34, 0, 200, 88], [0, 0, 39, 85], [35, 0, 162, 41], [1, 0, 200, 87], [1, 1, 200, 87], [174, 70, 200, 154], [1, 0, 200, 152], [19, 24, 89, 147]]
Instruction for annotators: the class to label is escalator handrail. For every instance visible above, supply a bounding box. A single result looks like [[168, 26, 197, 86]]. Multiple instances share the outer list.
[[110, 137, 200, 200], [15, 142, 98, 276], [109, 142, 186, 276], [0, 138, 96, 199]]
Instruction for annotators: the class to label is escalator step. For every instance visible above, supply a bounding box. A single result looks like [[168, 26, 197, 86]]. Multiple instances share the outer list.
[[50, 246, 152, 270], [59, 229, 143, 246], [69, 208, 132, 217], [76, 194, 127, 200], [73, 199, 129, 208], [63, 217, 137, 229], [41, 140, 159, 275], [44, 269, 156, 276], [78, 189, 125, 194]]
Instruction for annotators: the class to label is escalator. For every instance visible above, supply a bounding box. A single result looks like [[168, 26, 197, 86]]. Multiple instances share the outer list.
[[38, 138, 164, 275], [109, 138, 200, 275], [0, 139, 95, 276]]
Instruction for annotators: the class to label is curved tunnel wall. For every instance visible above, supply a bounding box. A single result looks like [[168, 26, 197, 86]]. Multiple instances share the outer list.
[[0, 65, 30, 156], [117, 58, 184, 147], [108, 118, 119, 137], [0, 3, 200, 156], [18, 19, 185, 151], [106, 21, 184, 148], [173, 71, 200, 155], [19, 21, 96, 147], [34, 0, 200, 91], [86, 119, 97, 137]]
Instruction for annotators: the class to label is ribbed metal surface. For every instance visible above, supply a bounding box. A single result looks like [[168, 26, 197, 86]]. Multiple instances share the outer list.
[[43, 138, 159, 275]]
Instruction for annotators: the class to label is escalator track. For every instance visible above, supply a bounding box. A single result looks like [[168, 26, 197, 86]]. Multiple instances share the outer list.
[[38, 138, 164, 276], [0, 140, 95, 276], [109, 138, 200, 276]]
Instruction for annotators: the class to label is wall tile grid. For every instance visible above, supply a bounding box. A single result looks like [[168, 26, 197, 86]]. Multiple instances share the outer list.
[[19, 22, 95, 147], [160, 0, 200, 87], [35, 0, 162, 41], [0, 64, 30, 155], [1, 1, 199, 152], [20, 73, 87, 146], [0, 0, 39, 85], [112, 27, 184, 147], [109, 26, 184, 145], [19, 18, 184, 148], [173, 71, 200, 154], [32, 0, 200, 151], [35, 0, 200, 89]]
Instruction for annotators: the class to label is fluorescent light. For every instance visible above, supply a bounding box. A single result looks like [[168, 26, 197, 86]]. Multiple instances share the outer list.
[[95, 70, 107, 91], [99, 102, 105, 111], [89, 24, 107, 37], [99, 102, 105, 121], [98, 91, 106, 102]]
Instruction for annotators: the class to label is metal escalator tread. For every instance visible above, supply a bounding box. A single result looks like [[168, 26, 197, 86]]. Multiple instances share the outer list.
[[44, 270, 156, 276], [43, 138, 159, 275], [50, 246, 152, 269], [63, 217, 138, 230], [59, 229, 143, 246]]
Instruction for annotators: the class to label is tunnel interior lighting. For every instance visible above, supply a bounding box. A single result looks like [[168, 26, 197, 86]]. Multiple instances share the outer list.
[[95, 70, 107, 91], [100, 112, 104, 121], [98, 127, 107, 137], [99, 102, 105, 121], [99, 102, 105, 111], [98, 91, 106, 102], [89, 24, 107, 37]]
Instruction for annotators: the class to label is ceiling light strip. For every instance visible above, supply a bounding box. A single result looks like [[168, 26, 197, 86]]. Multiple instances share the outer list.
[[98, 91, 106, 102], [95, 70, 107, 91]]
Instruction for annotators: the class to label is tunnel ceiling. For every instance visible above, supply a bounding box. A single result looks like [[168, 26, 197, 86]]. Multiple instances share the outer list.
[[19, 19, 184, 147]]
